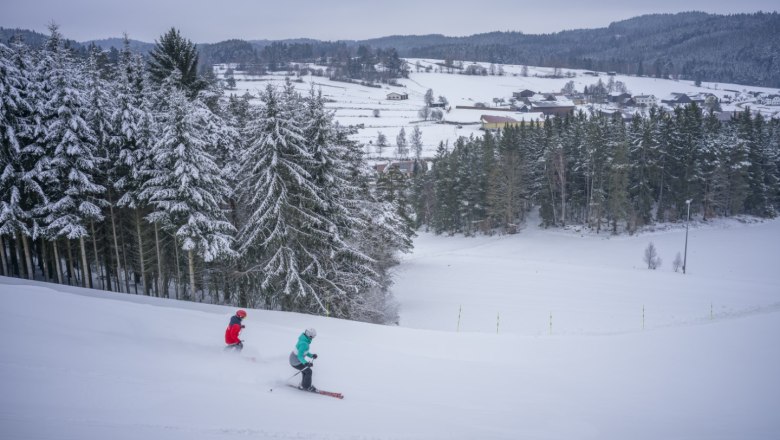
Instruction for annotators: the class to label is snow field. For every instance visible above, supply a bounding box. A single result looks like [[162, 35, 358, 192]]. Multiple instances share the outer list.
[[218, 59, 780, 160], [1, 217, 779, 439]]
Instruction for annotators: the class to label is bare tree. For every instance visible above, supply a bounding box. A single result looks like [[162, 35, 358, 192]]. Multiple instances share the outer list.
[[430, 109, 444, 121], [373, 108, 380, 118], [418, 106, 431, 121], [396, 127, 408, 158], [424, 89, 434, 106], [376, 131, 387, 156], [643, 242, 662, 270], [672, 252, 683, 272]]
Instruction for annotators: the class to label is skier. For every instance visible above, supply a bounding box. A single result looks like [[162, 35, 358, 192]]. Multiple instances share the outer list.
[[289, 328, 318, 391], [224, 309, 247, 351]]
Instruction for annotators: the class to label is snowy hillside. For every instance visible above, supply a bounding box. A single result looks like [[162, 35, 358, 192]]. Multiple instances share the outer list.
[[217, 60, 780, 159], [2, 217, 780, 439]]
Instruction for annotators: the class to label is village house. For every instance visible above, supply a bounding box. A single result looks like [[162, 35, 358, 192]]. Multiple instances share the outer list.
[[481, 115, 519, 130], [374, 160, 416, 177], [512, 89, 536, 99], [661, 93, 693, 106], [633, 95, 657, 106], [764, 94, 780, 106], [530, 101, 575, 117], [480, 113, 545, 130], [386, 92, 408, 100]]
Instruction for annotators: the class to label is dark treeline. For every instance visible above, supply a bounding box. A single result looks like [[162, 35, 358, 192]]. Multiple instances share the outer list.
[[0, 26, 412, 323], [397, 12, 780, 87], [204, 40, 408, 84], [6, 11, 779, 87], [408, 106, 779, 236]]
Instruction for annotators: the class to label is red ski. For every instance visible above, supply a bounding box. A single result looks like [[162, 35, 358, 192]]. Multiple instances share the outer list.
[[288, 384, 344, 399]]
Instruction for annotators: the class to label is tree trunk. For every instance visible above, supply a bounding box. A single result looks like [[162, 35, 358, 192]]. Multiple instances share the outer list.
[[188, 249, 196, 303], [154, 223, 163, 298], [91, 222, 102, 289], [0, 236, 8, 277], [135, 209, 147, 295], [13, 237, 24, 278], [79, 236, 90, 288], [108, 204, 124, 292], [173, 240, 181, 300], [20, 234, 34, 280], [40, 238, 50, 281], [52, 240, 63, 284], [66, 239, 76, 285]]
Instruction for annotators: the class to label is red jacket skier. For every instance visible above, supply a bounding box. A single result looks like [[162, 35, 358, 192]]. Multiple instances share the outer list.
[[224, 309, 247, 351]]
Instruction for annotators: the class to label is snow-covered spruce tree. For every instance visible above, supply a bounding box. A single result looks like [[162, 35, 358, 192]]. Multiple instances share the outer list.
[[139, 82, 235, 301], [148, 28, 205, 97], [301, 87, 403, 320], [236, 83, 332, 312], [38, 24, 106, 288], [111, 40, 154, 294], [84, 46, 114, 290], [0, 41, 43, 279]]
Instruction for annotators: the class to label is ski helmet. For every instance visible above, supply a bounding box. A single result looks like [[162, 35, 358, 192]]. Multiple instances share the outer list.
[[304, 328, 317, 338], [236, 309, 247, 318]]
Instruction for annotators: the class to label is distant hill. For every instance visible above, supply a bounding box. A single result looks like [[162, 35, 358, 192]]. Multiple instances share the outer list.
[[3, 11, 779, 87], [399, 12, 780, 87]]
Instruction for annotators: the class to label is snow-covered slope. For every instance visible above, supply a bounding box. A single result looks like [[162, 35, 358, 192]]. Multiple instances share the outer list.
[[2, 218, 780, 439]]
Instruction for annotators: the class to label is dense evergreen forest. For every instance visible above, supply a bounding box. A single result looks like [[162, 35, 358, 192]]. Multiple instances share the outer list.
[[0, 26, 412, 323], [402, 107, 779, 236]]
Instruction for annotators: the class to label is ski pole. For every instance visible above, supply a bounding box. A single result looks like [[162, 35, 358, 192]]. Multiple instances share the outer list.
[[286, 366, 311, 381]]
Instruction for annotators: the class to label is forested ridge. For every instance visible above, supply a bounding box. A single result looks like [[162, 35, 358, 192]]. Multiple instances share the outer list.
[[4, 11, 779, 87]]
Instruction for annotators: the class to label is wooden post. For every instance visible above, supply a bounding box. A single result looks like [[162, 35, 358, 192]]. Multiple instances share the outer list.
[[642, 305, 645, 330], [496, 312, 500, 334], [457, 305, 462, 332]]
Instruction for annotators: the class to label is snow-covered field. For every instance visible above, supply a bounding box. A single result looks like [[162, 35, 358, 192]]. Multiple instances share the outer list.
[[2, 215, 780, 439], [217, 60, 780, 160]]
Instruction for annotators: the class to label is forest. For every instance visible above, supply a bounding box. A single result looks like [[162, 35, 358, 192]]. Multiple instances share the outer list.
[[398, 106, 780, 236], [0, 26, 412, 323]]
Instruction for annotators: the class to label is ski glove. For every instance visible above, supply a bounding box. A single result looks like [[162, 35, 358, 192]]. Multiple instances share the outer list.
[[241, 325, 245, 329], [305, 362, 314, 368], [311, 354, 318, 359]]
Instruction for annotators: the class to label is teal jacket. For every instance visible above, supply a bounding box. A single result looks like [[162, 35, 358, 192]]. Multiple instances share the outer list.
[[294, 333, 314, 365]]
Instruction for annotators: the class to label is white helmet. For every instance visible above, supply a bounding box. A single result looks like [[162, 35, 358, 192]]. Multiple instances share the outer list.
[[304, 328, 317, 338]]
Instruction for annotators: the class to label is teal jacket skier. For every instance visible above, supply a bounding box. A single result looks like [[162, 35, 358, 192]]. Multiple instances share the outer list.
[[289, 328, 318, 391]]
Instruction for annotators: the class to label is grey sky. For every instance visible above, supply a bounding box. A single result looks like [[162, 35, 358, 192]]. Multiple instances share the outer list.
[[2, 0, 777, 43]]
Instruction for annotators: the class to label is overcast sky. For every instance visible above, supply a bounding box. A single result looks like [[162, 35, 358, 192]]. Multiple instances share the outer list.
[[2, 0, 778, 43]]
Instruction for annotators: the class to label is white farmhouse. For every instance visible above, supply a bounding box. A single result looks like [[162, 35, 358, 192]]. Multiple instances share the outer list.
[[633, 95, 657, 106], [386, 92, 408, 100]]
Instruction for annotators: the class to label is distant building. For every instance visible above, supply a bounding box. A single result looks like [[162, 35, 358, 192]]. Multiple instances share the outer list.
[[609, 93, 632, 103], [512, 89, 536, 99], [633, 95, 657, 106], [386, 92, 408, 100], [661, 93, 693, 106], [428, 102, 446, 108], [764, 94, 780, 106], [374, 160, 416, 177], [530, 101, 575, 117], [481, 115, 519, 130]]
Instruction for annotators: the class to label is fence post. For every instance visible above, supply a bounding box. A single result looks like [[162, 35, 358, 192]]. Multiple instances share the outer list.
[[710, 302, 713, 320], [496, 312, 500, 334], [642, 305, 645, 331], [457, 305, 462, 332]]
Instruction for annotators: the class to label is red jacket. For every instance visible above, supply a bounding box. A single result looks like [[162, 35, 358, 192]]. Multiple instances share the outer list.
[[225, 315, 243, 344]]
